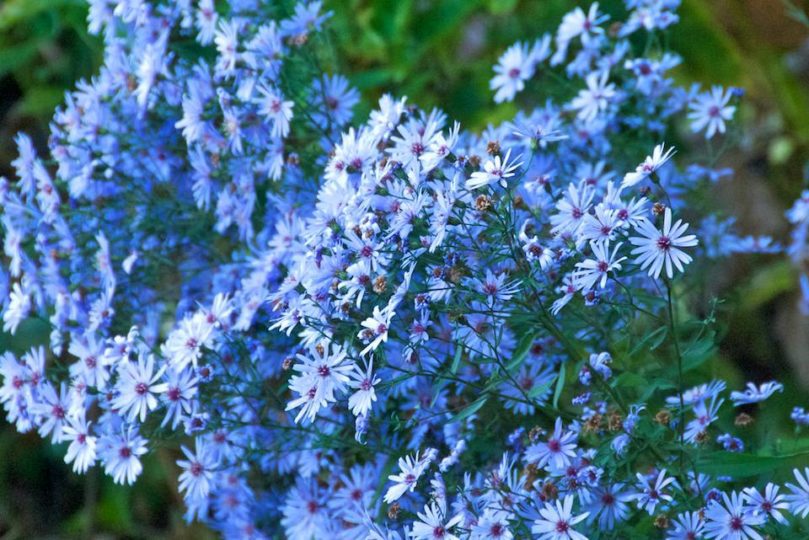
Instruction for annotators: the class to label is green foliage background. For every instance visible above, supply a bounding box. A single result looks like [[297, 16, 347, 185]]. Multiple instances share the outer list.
[[0, 0, 807, 537]]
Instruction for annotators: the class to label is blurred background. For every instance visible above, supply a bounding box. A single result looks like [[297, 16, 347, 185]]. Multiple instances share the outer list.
[[0, 0, 808, 537]]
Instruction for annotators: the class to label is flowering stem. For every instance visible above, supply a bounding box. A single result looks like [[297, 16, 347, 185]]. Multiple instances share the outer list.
[[665, 280, 687, 470]]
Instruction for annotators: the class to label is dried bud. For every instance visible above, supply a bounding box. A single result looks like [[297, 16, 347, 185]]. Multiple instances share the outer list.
[[282, 357, 293, 371], [529, 426, 544, 442], [655, 409, 672, 426], [387, 502, 400, 520], [694, 430, 709, 445], [447, 265, 465, 284], [735, 412, 754, 427], [654, 515, 669, 529], [652, 202, 666, 216], [607, 411, 623, 432], [486, 141, 501, 155], [583, 414, 602, 433], [475, 194, 493, 212], [540, 481, 559, 501], [468, 155, 481, 169], [373, 276, 388, 294]]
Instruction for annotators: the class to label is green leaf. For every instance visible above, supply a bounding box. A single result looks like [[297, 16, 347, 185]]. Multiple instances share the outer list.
[[506, 332, 535, 372], [451, 396, 487, 424], [698, 451, 809, 477], [680, 331, 717, 372], [528, 377, 555, 400], [553, 361, 566, 409], [629, 326, 668, 358], [450, 344, 463, 374]]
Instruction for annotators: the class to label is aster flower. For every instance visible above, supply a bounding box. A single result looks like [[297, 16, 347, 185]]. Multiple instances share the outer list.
[[256, 85, 294, 138], [490, 42, 537, 103], [62, 412, 97, 474], [99, 428, 148, 485], [531, 495, 589, 540], [743, 483, 789, 525], [177, 438, 216, 503], [286, 341, 354, 423], [412, 501, 462, 540], [622, 144, 676, 188], [587, 483, 632, 531], [570, 71, 616, 122], [313, 74, 359, 126], [384, 451, 431, 504], [666, 380, 727, 408], [633, 469, 675, 515], [466, 149, 523, 190], [573, 240, 626, 290], [730, 381, 784, 406], [3, 282, 30, 334], [112, 353, 168, 423], [785, 467, 809, 518], [347, 359, 379, 417], [703, 491, 764, 540], [688, 86, 736, 139], [358, 306, 392, 356], [667, 511, 705, 540], [629, 208, 698, 279], [470, 508, 513, 539], [525, 418, 578, 470], [684, 395, 723, 444]]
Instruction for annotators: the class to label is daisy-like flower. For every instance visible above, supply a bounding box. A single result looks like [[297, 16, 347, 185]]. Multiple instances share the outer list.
[[3, 282, 31, 334], [629, 208, 698, 279], [688, 86, 736, 139], [785, 467, 809, 518], [684, 395, 723, 444], [412, 501, 462, 540], [177, 438, 216, 503], [476, 269, 521, 307], [622, 143, 676, 188], [490, 42, 536, 103], [112, 353, 168, 423], [587, 483, 632, 531], [383, 451, 431, 503], [313, 74, 359, 126], [466, 149, 523, 190], [347, 359, 379, 417], [255, 85, 294, 138], [729, 381, 784, 406], [703, 491, 764, 540], [358, 306, 391, 356], [532, 495, 589, 540], [581, 203, 620, 242], [286, 341, 354, 423], [62, 412, 96, 474], [573, 240, 626, 290], [471, 508, 513, 539], [551, 182, 595, 236], [570, 71, 616, 122], [666, 380, 727, 408], [99, 428, 148, 485], [525, 418, 578, 470], [634, 469, 675, 515], [163, 314, 214, 370], [743, 483, 789, 525], [667, 511, 705, 540]]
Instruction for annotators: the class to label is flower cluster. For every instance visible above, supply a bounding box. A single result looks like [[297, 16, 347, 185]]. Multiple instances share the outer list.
[[0, 1, 807, 539]]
